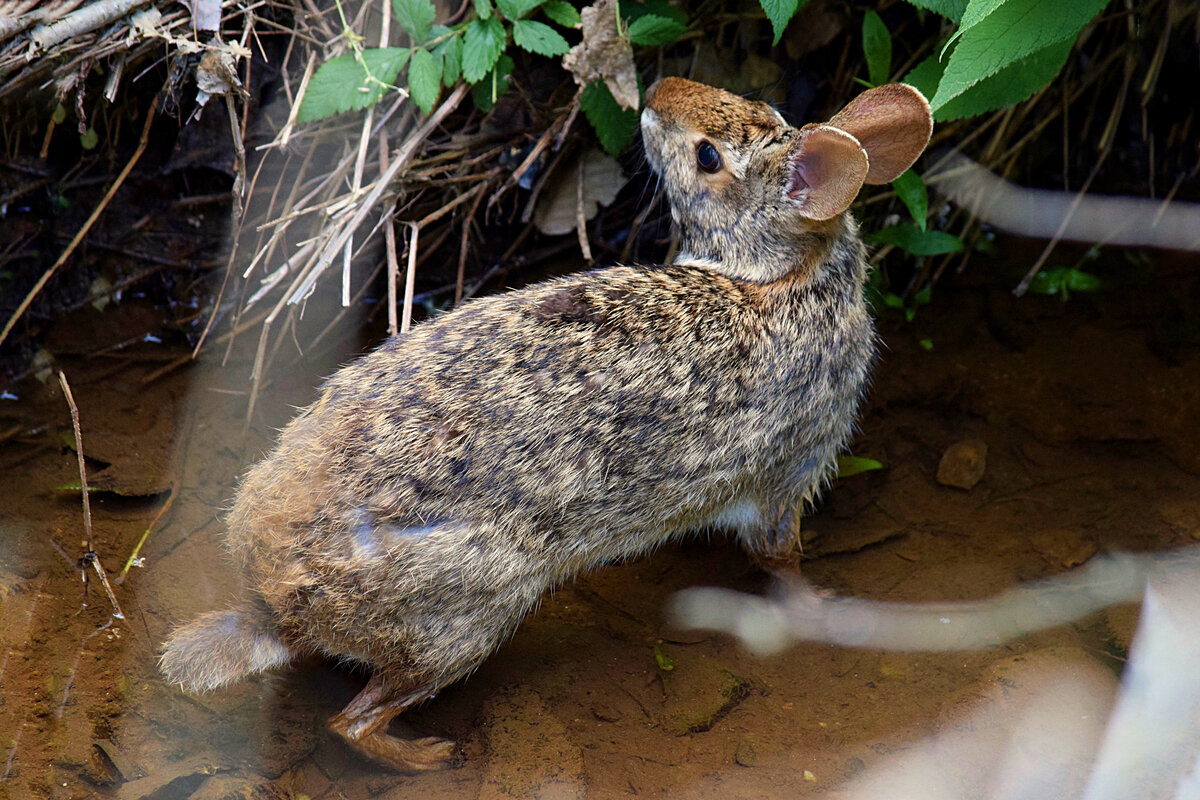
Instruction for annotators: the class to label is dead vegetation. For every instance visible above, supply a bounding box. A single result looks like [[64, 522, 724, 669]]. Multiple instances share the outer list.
[[0, 0, 1197, 409]]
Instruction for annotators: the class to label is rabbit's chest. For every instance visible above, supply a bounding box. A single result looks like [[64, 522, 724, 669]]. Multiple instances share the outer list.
[[748, 290, 875, 479]]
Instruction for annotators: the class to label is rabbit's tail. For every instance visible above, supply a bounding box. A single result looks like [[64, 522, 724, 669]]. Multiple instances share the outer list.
[[159, 600, 293, 693]]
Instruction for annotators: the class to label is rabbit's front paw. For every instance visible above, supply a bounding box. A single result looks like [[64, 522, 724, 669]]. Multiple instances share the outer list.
[[744, 506, 804, 563]]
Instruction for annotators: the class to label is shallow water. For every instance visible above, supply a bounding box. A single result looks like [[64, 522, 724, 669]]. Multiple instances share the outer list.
[[1, 248, 1198, 799]]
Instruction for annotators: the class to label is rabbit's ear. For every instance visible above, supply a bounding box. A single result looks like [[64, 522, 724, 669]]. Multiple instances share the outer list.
[[827, 84, 933, 185], [786, 125, 869, 221]]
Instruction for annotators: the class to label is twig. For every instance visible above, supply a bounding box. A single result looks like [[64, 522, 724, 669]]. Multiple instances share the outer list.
[[457, 184, 486, 305], [575, 157, 593, 263], [29, 0, 149, 51], [400, 221, 419, 334], [115, 487, 175, 585], [0, 93, 159, 349], [57, 371, 125, 621]]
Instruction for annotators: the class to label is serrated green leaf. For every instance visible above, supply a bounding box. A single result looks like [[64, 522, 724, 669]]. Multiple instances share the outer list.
[[542, 0, 581, 27], [408, 47, 443, 113], [463, 18, 507, 83], [933, 37, 1072, 120], [580, 80, 639, 156], [892, 169, 928, 230], [627, 14, 687, 46], [758, 0, 803, 45], [496, 0, 545, 19], [837, 455, 885, 478], [903, 47, 948, 102], [472, 53, 514, 111], [864, 223, 964, 255], [513, 19, 570, 55], [437, 34, 462, 85], [903, 0, 967, 23], [392, 0, 436, 44], [862, 10, 891, 86], [298, 48, 410, 122], [948, 0, 1005, 47], [475, 0, 493, 19], [931, 0, 1107, 113]]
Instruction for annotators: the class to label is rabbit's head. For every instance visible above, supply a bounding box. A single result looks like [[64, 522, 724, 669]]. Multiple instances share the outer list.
[[642, 78, 932, 283]]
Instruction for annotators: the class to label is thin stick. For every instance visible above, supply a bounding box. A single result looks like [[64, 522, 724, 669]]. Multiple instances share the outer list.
[[0, 93, 159, 349], [575, 157, 593, 263], [400, 221, 419, 334], [381, 136, 400, 336], [58, 371, 93, 553], [57, 371, 125, 621], [115, 487, 175, 585], [457, 184, 486, 305]]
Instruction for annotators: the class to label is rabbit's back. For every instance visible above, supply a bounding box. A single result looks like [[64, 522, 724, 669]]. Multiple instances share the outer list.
[[225, 227, 871, 675]]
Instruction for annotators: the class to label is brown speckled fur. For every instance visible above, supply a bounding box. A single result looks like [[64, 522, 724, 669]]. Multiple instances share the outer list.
[[161, 77, 932, 772]]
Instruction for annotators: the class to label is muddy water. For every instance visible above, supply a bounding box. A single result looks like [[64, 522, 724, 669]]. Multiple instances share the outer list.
[[1, 251, 1198, 800]]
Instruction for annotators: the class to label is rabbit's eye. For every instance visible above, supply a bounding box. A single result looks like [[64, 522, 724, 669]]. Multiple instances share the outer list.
[[696, 141, 722, 173]]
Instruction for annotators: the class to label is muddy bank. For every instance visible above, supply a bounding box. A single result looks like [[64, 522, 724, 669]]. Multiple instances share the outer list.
[[0, 242, 1198, 799]]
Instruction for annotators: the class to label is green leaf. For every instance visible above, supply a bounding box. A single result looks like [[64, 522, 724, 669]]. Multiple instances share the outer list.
[[903, 47, 948, 102], [930, 0, 1107, 113], [472, 53, 514, 111], [298, 48, 410, 122], [862, 10, 891, 86], [933, 37, 1072, 120], [1026, 267, 1106, 296], [892, 169, 928, 230], [436, 34, 462, 85], [496, 0, 545, 19], [948, 0, 1005, 46], [627, 14, 688, 45], [622, 0, 688, 24], [80, 127, 99, 150], [392, 0, 436, 44], [864, 223, 964, 256], [542, 0, 582, 26], [513, 18, 570, 55], [475, 0, 493, 19], [581, 80, 639, 156], [462, 18, 507, 83], [903, 0, 967, 23], [837, 455, 885, 478], [653, 644, 675, 671], [759, 0, 802, 45], [408, 47, 442, 113]]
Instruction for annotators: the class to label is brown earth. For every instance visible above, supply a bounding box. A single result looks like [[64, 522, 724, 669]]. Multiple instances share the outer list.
[[0, 241, 1197, 800]]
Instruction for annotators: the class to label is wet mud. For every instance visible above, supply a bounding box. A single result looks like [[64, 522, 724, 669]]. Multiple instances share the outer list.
[[1, 244, 1198, 799]]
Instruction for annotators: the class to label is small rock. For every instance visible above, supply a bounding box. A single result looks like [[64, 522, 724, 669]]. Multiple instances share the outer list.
[[734, 739, 758, 767], [591, 702, 621, 723], [936, 439, 988, 490]]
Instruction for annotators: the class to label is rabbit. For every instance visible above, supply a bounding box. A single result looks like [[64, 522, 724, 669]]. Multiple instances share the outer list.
[[160, 76, 933, 773]]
